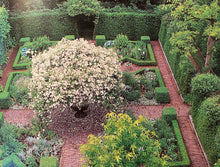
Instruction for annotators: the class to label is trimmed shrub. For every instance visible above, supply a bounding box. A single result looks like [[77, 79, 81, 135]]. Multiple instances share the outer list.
[[0, 92, 10, 109], [141, 36, 150, 44], [95, 35, 106, 46], [64, 35, 75, 40], [147, 43, 156, 63], [167, 120, 190, 167], [9, 9, 78, 41], [40, 157, 59, 167], [19, 37, 30, 46], [162, 107, 177, 125], [155, 87, 170, 103], [94, 12, 161, 40], [195, 96, 220, 164], [1, 154, 26, 167], [0, 112, 4, 128], [191, 73, 220, 100]]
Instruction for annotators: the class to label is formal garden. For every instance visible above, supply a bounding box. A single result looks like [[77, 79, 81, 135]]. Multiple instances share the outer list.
[[0, 0, 220, 167]]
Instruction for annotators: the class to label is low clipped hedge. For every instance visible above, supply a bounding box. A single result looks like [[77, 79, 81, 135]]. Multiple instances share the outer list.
[[0, 112, 4, 128], [167, 120, 190, 167], [95, 35, 106, 46], [19, 37, 30, 46], [162, 107, 177, 125], [64, 35, 75, 40], [13, 46, 31, 70], [155, 87, 170, 103], [133, 68, 165, 87], [141, 36, 150, 44], [0, 71, 30, 109], [0, 154, 26, 167], [13, 41, 58, 70], [0, 92, 10, 109], [121, 41, 157, 66], [40, 157, 59, 167]]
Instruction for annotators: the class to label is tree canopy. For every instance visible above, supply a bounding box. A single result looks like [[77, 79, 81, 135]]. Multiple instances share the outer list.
[[166, 0, 220, 71]]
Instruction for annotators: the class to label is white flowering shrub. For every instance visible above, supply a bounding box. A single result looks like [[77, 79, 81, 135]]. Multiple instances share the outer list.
[[30, 38, 124, 121]]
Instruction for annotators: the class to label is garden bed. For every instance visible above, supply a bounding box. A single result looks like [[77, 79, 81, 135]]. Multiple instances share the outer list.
[[123, 68, 169, 104], [13, 41, 58, 70]]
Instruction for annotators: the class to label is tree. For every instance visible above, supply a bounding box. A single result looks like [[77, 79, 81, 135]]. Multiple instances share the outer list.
[[0, 6, 10, 41], [80, 112, 167, 167], [29, 38, 124, 122], [167, 0, 220, 71], [61, 0, 102, 23]]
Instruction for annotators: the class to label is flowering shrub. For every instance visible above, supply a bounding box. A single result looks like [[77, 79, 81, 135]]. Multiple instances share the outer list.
[[30, 38, 124, 123], [80, 112, 167, 166]]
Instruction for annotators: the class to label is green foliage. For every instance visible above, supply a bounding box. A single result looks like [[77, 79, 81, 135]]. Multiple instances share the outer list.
[[95, 35, 106, 46], [19, 37, 30, 46], [80, 112, 166, 166], [155, 87, 170, 103], [165, 0, 220, 69], [40, 157, 59, 167], [94, 12, 161, 40], [0, 85, 3, 92], [141, 36, 150, 44], [1, 154, 26, 167], [0, 112, 4, 128], [167, 120, 190, 167], [9, 9, 78, 41], [0, 6, 10, 40], [0, 123, 24, 159], [194, 96, 220, 164], [26, 156, 38, 167], [64, 35, 75, 40], [162, 107, 177, 125], [62, 0, 102, 17], [123, 72, 140, 90], [159, 15, 195, 97], [215, 126, 220, 159], [24, 36, 50, 53], [191, 73, 220, 101], [176, 56, 196, 96], [115, 34, 129, 49], [123, 90, 141, 101], [0, 92, 10, 109], [9, 74, 30, 106], [153, 119, 180, 162], [0, 6, 10, 68]]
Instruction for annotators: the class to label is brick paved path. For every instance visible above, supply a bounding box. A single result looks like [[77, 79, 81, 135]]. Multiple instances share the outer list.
[[0, 41, 209, 167]]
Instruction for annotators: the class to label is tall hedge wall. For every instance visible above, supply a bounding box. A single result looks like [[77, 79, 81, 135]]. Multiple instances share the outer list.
[[9, 9, 78, 41], [94, 12, 161, 40], [158, 16, 195, 96]]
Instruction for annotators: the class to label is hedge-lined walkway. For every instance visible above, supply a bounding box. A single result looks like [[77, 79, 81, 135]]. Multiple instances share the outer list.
[[0, 41, 208, 167], [124, 41, 208, 167]]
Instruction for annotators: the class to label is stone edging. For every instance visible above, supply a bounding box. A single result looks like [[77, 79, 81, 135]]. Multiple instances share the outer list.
[[158, 40, 184, 102], [189, 115, 211, 167]]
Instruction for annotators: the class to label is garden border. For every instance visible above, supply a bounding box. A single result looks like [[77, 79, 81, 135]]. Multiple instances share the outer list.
[[0, 71, 29, 109]]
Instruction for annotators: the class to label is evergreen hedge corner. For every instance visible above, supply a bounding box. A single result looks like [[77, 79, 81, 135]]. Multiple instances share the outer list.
[[162, 107, 177, 125], [0, 92, 10, 109], [155, 87, 170, 103], [0, 112, 4, 128], [95, 35, 106, 46], [141, 36, 150, 44], [19, 37, 30, 46], [40, 157, 59, 167], [65, 35, 75, 40], [1, 154, 26, 167], [167, 120, 190, 167]]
